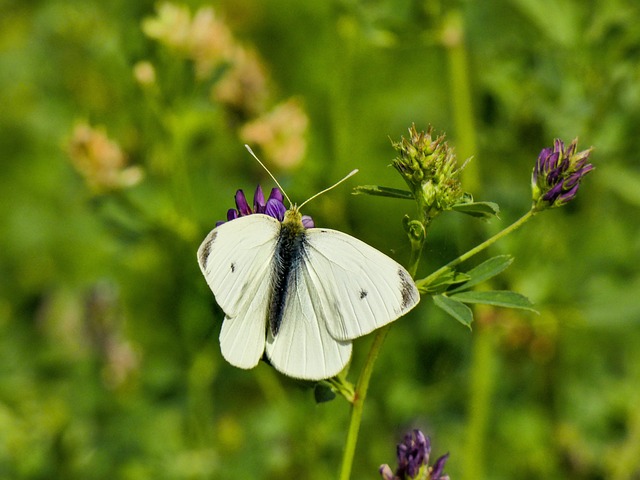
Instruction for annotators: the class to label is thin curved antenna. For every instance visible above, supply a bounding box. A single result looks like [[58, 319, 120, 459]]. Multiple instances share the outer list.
[[298, 169, 359, 210], [245, 145, 293, 206], [245, 144, 358, 210]]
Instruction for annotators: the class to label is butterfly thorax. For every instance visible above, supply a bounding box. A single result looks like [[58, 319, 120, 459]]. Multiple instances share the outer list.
[[282, 207, 303, 227], [268, 207, 307, 336]]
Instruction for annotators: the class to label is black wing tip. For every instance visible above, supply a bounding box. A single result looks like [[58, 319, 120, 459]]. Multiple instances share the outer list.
[[398, 268, 420, 311], [197, 230, 218, 268]]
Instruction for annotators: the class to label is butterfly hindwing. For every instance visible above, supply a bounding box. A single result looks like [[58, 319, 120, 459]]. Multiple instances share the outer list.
[[302, 228, 420, 341], [198, 214, 280, 369], [265, 263, 353, 380]]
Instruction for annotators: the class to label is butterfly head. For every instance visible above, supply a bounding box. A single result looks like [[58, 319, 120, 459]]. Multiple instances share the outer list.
[[284, 205, 315, 229], [281, 207, 305, 234], [215, 185, 316, 229]]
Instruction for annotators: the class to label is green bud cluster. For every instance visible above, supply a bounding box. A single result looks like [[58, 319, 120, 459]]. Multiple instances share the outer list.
[[392, 125, 464, 223]]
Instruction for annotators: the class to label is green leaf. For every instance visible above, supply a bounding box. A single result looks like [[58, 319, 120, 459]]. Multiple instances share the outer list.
[[449, 290, 537, 312], [449, 255, 514, 293], [451, 200, 500, 219], [433, 294, 474, 328], [416, 268, 470, 294], [352, 185, 414, 200]]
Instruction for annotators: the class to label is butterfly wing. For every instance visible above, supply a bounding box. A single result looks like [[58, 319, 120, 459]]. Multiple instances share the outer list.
[[301, 228, 420, 341], [264, 226, 419, 380], [265, 264, 353, 380], [197, 214, 279, 369]]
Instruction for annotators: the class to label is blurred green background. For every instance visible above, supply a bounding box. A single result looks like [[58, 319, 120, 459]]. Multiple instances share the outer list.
[[1, 0, 640, 478]]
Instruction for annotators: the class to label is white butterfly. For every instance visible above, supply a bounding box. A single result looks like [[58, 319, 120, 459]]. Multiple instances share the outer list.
[[197, 150, 420, 380]]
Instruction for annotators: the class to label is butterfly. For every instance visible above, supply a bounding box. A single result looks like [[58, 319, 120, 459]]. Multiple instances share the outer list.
[[197, 147, 420, 380]]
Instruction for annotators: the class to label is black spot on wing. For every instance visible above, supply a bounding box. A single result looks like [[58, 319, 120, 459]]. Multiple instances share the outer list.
[[359, 289, 368, 299], [398, 268, 419, 310], [198, 231, 217, 267], [230, 262, 236, 273]]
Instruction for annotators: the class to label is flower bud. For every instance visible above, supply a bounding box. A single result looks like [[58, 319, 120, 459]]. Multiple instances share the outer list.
[[392, 125, 464, 223], [379, 429, 450, 480], [531, 138, 594, 212]]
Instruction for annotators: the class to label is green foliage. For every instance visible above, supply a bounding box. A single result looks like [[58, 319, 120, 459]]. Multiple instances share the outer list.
[[433, 294, 474, 328], [353, 185, 415, 200], [426, 254, 536, 329], [449, 255, 514, 293], [1, 0, 640, 479], [448, 290, 536, 313], [450, 195, 500, 220]]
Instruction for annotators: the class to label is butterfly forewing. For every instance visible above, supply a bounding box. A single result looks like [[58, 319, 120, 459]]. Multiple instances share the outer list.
[[302, 228, 420, 341], [198, 214, 279, 316]]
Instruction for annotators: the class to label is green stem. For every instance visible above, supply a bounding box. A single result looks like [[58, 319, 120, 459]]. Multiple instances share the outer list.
[[442, 10, 479, 192], [326, 376, 355, 404], [338, 210, 535, 479], [463, 319, 496, 480], [339, 324, 391, 480], [417, 208, 534, 478], [409, 240, 424, 275], [419, 209, 535, 288]]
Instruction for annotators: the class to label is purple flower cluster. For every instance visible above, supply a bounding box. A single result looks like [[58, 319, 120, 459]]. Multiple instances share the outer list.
[[380, 429, 449, 480], [216, 185, 314, 228], [532, 138, 593, 211]]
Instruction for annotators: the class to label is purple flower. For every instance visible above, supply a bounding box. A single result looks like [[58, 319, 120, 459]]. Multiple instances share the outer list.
[[430, 453, 449, 480], [531, 138, 594, 211], [216, 185, 314, 228], [379, 429, 450, 480], [397, 430, 429, 478]]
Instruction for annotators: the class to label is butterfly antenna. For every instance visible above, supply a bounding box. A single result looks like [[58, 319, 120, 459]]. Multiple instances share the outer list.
[[298, 169, 359, 210], [245, 145, 293, 206]]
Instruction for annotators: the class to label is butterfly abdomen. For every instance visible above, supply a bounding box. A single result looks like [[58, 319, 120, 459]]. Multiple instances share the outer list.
[[269, 217, 307, 336]]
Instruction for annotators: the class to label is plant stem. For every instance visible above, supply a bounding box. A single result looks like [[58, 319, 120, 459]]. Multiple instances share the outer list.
[[463, 318, 496, 479], [339, 324, 391, 480], [419, 209, 535, 288], [409, 242, 424, 275], [416, 208, 535, 478], [326, 376, 355, 404], [338, 207, 533, 480], [442, 10, 479, 192]]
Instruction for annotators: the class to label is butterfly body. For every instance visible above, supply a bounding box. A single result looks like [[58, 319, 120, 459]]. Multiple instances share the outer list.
[[198, 205, 419, 380], [269, 209, 306, 336]]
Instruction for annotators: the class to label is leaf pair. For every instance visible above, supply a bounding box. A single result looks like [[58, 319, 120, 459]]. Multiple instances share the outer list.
[[419, 255, 537, 328], [353, 186, 500, 220]]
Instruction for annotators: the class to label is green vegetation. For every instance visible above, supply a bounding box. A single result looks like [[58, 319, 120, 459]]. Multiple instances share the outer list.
[[1, 1, 639, 478]]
